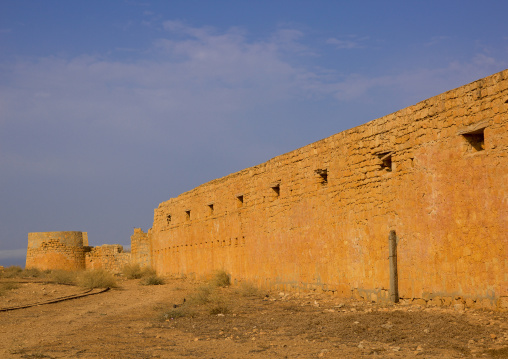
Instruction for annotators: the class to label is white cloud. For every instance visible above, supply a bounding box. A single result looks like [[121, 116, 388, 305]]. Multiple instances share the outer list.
[[326, 35, 369, 49], [0, 23, 322, 180], [322, 57, 508, 102], [1, 21, 506, 182]]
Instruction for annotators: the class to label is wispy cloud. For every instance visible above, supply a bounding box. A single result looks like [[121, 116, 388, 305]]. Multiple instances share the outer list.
[[326, 35, 369, 49], [424, 35, 451, 47], [1, 21, 506, 182], [0, 22, 317, 180], [325, 57, 507, 103]]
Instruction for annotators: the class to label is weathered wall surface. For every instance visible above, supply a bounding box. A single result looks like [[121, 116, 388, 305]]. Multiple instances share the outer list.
[[27, 232, 131, 273], [85, 245, 130, 273], [131, 228, 151, 268], [150, 70, 508, 309], [26, 231, 88, 271]]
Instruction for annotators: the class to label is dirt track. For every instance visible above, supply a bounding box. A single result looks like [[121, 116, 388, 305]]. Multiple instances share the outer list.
[[1, 278, 507, 358]]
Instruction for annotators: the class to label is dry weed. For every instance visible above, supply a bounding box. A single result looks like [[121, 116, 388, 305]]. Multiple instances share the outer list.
[[49, 270, 78, 285], [21, 268, 45, 278], [141, 275, 165, 286], [210, 270, 230, 287], [123, 263, 157, 279], [0, 266, 23, 278], [0, 282, 20, 296], [188, 285, 213, 305], [77, 269, 117, 289], [236, 281, 261, 297]]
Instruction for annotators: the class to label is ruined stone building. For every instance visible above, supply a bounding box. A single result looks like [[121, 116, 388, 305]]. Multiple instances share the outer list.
[[27, 69, 508, 309], [26, 231, 131, 273]]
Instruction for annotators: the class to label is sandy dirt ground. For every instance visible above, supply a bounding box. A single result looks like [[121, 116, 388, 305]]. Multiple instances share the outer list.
[[1, 277, 507, 359]]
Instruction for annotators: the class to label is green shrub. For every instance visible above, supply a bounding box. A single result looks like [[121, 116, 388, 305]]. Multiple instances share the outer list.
[[141, 275, 164, 286], [210, 270, 230, 287], [49, 270, 78, 285], [77, 269, 117, 289]]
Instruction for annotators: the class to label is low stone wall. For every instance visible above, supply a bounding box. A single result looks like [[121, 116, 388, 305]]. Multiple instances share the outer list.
[[85, 245, 131, 273]]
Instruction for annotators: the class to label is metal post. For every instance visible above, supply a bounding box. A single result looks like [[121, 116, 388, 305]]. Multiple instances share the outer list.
[[389, 230, 399, 303]]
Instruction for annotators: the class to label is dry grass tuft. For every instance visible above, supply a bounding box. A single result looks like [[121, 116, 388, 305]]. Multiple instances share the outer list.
[[141, 275, 165, 286], [0, 282, 20, 296], [210, 270, 230, 287], [160, 306, 195, 320], [21, 267, 45, 278], [0, 266, 23, 278], [236, 281, 261, 297], [122, 263, 157, 279], [122, 263, 143, 279], [188, 285, 213, 305], [209, 303, 230, 315], [185, 284, 231, 315], [49, 270, 78, 285], [77, 269, 118, 289]]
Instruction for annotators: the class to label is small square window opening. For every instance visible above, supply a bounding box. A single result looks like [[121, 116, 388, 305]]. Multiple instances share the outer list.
[[236, 194, 244, 208], [315, 169, 328, 185], [462, 129, 485, 151], [377, 152, 393, 172], [271, 183, 280, 197]]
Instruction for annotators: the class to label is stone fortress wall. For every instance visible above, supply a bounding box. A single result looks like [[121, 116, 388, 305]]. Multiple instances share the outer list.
[[149, 69, 508, 309], [26, 230, 148, 273], [130, 228, 152, 268], [26, 231, 89, 271], [26, 70, 508, 309], [85, 245, 131, 273]]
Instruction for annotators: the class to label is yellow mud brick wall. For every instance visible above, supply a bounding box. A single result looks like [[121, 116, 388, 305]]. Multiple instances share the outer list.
[[26, 231, 87, 271], [27, 232, 130, 273], [131, 228, 152, 268], [85, 245, 131, 273], [150, 70, 508, 308]]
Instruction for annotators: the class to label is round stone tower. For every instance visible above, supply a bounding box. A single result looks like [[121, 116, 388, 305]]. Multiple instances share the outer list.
[[26, 231, 88, 271]]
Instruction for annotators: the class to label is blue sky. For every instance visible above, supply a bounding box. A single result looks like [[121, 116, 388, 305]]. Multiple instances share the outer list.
[[1, 1, 507, 266]]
